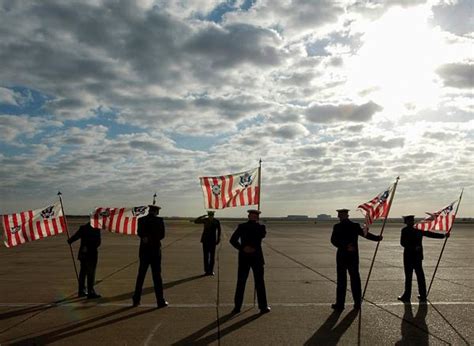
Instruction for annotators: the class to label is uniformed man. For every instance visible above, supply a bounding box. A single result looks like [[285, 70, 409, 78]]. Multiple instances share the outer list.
[[67, 222, 101, 299], [194, 211, 221, 276], [398, 215, 447, 303], [331, 208, 382, 310], [132, 205, 168, 308], [229, 209, 270, 314]]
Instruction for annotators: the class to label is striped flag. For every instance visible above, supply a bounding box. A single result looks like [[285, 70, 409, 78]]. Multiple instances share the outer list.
[[358, 183, 395, 231], [1, 202, 66, 248], [414, 200, 458, 233], [199, 167, 260, 209], [90, 206, 149, 235]]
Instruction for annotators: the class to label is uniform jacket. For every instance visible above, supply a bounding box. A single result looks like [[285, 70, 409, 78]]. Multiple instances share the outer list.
[[230, 221, 266, 264], [194, 216, 221, 244], [68, 223, 101, 261], [331, 219, 380, 254], [400, 226, 444, 260], [137, 214, 165, 258]]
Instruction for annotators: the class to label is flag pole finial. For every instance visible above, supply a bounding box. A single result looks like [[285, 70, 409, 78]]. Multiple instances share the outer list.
[[153, 193, 157, 205], [57, 191, 62, 197]]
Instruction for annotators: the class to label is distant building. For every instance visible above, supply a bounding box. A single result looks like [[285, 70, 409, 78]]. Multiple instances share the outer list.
[[317, 214, 331, 220], [287, 215, 309, 220]]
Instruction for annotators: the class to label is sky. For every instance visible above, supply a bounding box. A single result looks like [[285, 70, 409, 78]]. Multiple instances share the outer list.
[[0, 0, 472, 218]]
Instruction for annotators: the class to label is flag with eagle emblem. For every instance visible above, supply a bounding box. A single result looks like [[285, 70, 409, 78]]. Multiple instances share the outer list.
[[1, 202, 66, 248], [199, 167, 260, 209], [358, 183, 395, 231], [414, 200, 459, 233], [90, 206, 149, 235]]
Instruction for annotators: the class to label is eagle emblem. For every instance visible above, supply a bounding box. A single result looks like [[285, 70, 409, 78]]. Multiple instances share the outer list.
[[239, 172, 253, 188], [212, 184, 221, 196], [41, 205, 55, 219], [132, 206, 148, 217]]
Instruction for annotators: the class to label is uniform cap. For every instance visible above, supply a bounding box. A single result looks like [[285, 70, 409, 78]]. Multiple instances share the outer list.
[[336, 208, 350, 213], [148, 205, 161, 211], [402, 215, 415, 222], [207, 211, 215, 216], [247, 209, 261, 214]]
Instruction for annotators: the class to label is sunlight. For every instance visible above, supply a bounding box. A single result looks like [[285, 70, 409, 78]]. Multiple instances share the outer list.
[[347, 6, 449, 115]]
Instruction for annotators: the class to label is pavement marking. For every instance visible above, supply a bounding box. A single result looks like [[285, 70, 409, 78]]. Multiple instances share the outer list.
[[144, 322, 162, 346], [1, 302, 473, 308]]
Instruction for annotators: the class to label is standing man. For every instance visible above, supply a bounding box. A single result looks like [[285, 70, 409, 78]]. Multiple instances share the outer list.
[[68, 222, 101, 299], [331, 208, 382, 310], [132, 205, 168, 308], [194, 211, 221, 276], [398, 215, 447, 303], [230, 209, 270, 314]]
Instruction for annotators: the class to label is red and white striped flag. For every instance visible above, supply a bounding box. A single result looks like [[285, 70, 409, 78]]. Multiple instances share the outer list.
[[90, 206, 149, 235], [414, 200, 458, 233], [358, 183, 395, 231], [1, 202, 66, 248], [200, 167, 260, 209]]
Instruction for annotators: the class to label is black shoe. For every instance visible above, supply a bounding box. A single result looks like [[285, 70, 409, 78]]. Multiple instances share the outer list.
[[397, 295, 410, 303], [331, 304, 344, 311], [157, 300, 169, 308], [87, 293, 102, 299], [353, 303, 361, 310], [205, 272, 215, 276], [132, 300, 140, 307], [231, 307, 241, 314], [417, 295, 427, 303], [260, 306, 271, 314], [78, 291, 87, 298]]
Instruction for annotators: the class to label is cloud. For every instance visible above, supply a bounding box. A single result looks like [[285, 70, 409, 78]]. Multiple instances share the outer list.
[[0, 87, 19, 105], [436, 63, 474, 89], [305, 101, 383, 123]]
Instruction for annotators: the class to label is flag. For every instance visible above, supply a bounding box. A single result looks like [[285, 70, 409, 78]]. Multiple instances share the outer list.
[[199, 167, 260, 209], [414, 200, 458, 233], [358, 183, 395, 230], [90, 206, 149, 235], [1, 202, 66, 248]]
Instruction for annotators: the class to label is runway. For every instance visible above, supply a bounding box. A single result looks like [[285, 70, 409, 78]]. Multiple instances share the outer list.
[[0, 218, 472, 345]]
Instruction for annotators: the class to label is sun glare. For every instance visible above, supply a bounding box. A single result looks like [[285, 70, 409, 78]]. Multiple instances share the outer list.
[[347, 6, 449, 115]]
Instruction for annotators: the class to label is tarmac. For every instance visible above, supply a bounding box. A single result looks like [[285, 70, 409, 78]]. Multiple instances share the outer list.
[[0, 218, 472, 345]]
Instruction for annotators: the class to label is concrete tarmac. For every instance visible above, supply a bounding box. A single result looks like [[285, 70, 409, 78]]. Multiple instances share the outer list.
[[0, 218, 472, 345]]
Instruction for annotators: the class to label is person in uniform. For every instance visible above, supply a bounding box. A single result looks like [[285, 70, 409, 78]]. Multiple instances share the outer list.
[[194, 211, 221, 276], [229, 209, 270, 314], [67, 222, 101, 299], [132, 205, 168, 308], [398, 215, 447, 303], [330, 208, 382, 310]]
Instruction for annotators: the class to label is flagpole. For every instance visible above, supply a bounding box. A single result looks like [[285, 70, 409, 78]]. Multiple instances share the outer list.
[[153, 193, 157, 206], [427, 189, 463, 297], [58, 191, 79, 281], [254, 159, 262, 307], [362, 176, 400, 300]]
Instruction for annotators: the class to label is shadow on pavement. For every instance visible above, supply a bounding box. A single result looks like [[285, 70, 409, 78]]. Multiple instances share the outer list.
[[8, 306, 156, 345], [99, 274, 204, 303], [304, 308, 359, 345], [396, 303, 428, 345]]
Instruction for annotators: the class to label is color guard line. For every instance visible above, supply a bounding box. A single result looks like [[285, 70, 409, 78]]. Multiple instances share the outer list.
[[0, 301, 473, 308]]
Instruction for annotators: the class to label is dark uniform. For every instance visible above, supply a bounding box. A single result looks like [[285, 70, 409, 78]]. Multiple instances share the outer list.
[[194, 213, 221, 275], [331, 210, 381, 310], [230, 210, 270, 313], [68, 222, 101, 298], [398, 215, 445, 302], [132, 206, 167, 307]]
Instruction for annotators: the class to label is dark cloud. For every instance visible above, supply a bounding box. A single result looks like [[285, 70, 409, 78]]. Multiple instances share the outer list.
[[436, 63, 473, 89], [431, 0, 473, 36], [305, 101, 383, 123]]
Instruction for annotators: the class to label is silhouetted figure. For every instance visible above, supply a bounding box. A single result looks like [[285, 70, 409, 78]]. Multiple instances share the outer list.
[[67, 222, 101, 299], [398, 215, 446, 303], [194, 211, 221, 276], [132, 205, 168, 308], [230, 209, 270, 314], [330, 208, 382, 310]]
